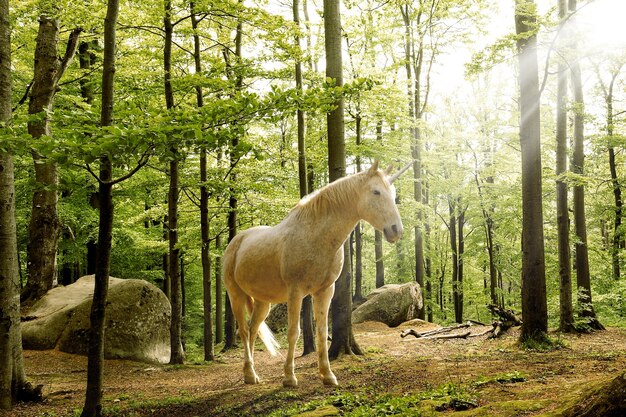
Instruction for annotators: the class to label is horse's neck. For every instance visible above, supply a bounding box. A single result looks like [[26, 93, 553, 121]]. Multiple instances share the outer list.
[[297, 178, 361, 251]]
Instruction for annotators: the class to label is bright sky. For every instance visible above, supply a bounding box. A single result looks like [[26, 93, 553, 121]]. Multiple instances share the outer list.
[[574, 0, 626, 50]]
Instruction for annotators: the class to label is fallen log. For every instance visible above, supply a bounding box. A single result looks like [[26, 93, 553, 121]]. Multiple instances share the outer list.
[[401, 321, 476, 339], [421, 331, 471, 340]]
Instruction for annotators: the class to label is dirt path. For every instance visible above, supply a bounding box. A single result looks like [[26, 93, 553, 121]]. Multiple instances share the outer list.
[[3, 321, 626, 416]]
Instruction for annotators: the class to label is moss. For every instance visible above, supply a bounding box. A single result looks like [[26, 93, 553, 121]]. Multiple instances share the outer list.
[[292, 405, 340, 417]]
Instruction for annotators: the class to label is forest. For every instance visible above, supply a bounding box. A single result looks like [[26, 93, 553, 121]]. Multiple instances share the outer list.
[[1, 0, 625, 415]]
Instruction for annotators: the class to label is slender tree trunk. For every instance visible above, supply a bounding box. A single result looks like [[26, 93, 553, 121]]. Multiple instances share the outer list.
[[515, 0, 548, 341], [375, 122, 385, 289], [602, 68, 624, 280], [293, 0, 315, 356], [24, 18, 80, 303], [400, 5, 425, 319], [215, 233, 223, 344], [457, 205, 465, 323], [164, 0, 184, 364], [325, 0, 361, 359], [448, 198, 461, 323], [556, 0, 574, 332], [81, 0, 119, 414], [191, 1, 214, 362], [569, 0, 603, 330], [223, 5, 244, 350]]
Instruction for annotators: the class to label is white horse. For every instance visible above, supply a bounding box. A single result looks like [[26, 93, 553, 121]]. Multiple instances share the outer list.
[[223, 161, 409, 387]]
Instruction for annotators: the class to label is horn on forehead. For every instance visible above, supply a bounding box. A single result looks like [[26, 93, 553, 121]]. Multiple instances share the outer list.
[[389, 160, 413, 184], [384, 165, 394, 176]]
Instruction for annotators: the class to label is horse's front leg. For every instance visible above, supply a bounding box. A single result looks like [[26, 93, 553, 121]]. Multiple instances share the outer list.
[[283, 290, 303, 388], [313, 285, 338, 386]]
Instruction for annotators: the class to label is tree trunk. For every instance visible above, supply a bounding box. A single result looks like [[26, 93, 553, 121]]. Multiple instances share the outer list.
[[515, 0, 548, 341], [223, 4, 244, 350], [400, 5, 425, 319], [556, 0, 574, 332], [215, 233, 223, 344], [0, 5, 30, 405], [602, 68, 624, 280], [164, 0, 184, 365], [24, 17, 80, 303], [374, 122, 385, 289], [569, 0, 603, 330], [81, 0, 118, 414], [325, 0, 361, 359], [457, 205, 465, 323], [191, 1, 214, 362], [293, 0, 315, 356]]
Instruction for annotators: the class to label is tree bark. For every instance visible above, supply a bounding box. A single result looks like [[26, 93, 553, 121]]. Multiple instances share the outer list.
[[400, 5, 426, 319], [569, 0, 603, 330], [0, 4, 30, 405], [374, 122, 385, 289], [191, 1, 214, 362], [599, 66, 624, 280], [164, 0, 184, 365], [23, 18, 80, 303], [515, 0, 548, 341], [81, 0, 118, 414], [293, 0, 315, 356], [556, 0, 574, 332], [325, 0, 361, 359]]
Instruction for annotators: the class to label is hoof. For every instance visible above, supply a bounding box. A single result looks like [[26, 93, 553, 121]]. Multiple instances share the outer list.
[[244, 374, 260, 384], [282, 377, 298, 388], [322, 375, 338, 386]]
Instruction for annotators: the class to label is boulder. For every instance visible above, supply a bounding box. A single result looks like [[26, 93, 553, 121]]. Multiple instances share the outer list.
[[22, 275, 171, 364], [266, 303, 288, 333], [351, 282, 423, 327]]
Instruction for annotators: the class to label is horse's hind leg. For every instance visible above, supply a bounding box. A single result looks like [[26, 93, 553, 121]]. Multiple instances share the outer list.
[[313, 285, 338, 386], [249, 300, 271, 355], [227, 286, 259, 384], [283, 291, 303, 388]]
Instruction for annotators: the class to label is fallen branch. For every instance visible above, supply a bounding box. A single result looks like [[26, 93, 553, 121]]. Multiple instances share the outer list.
[[421, 331, 471, 340], [401, 321, 476, 339]]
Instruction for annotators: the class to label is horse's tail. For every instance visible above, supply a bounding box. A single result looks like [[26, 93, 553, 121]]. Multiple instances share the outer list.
[[258, 321, 280, 357]]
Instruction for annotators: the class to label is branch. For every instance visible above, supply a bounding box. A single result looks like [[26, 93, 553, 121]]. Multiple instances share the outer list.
[[56, 28, 83, 85], [108, 149, 153, 186]]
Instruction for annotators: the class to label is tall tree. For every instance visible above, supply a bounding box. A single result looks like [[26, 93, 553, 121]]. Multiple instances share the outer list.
[[191, 1, 214, 362], [164, 0, 184, 365], [594, 60, 625, 280], [294, 0, 315, 356], [569, 0, 603, 330], [23, 18, 80, 303], [224, 3, 244, 349], [0, 0, 30, 406], [515, 0, 548, 341], [81, 0, 150, 413], [556, 0, 574, 332], [325, 0, 362, 359], [400, 4, 426, 318]]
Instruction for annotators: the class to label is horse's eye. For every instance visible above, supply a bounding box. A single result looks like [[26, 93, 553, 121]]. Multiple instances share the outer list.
[[373, 190, 381, 196]]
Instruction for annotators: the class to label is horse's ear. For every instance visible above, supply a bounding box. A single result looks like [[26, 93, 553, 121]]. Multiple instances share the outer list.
[[367, 160, 380, 175]]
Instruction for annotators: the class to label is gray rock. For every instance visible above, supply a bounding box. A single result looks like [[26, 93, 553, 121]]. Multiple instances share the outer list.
[[351, 282, 423, 327], [22, 275, 171, 364], [266, 303, 288, 333]]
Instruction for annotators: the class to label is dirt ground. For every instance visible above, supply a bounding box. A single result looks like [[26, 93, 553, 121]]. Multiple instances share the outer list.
[[3, 320, 626, 417]]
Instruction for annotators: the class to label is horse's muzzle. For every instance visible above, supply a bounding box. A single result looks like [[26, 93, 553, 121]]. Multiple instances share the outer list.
[[383, 224, 402, 243]]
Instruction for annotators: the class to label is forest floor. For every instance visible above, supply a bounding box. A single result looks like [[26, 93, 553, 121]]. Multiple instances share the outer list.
[[3, 320, 626, 417]]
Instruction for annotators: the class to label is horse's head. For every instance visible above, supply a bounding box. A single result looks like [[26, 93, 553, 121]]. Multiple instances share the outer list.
[[357, 161, 408, 243]]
